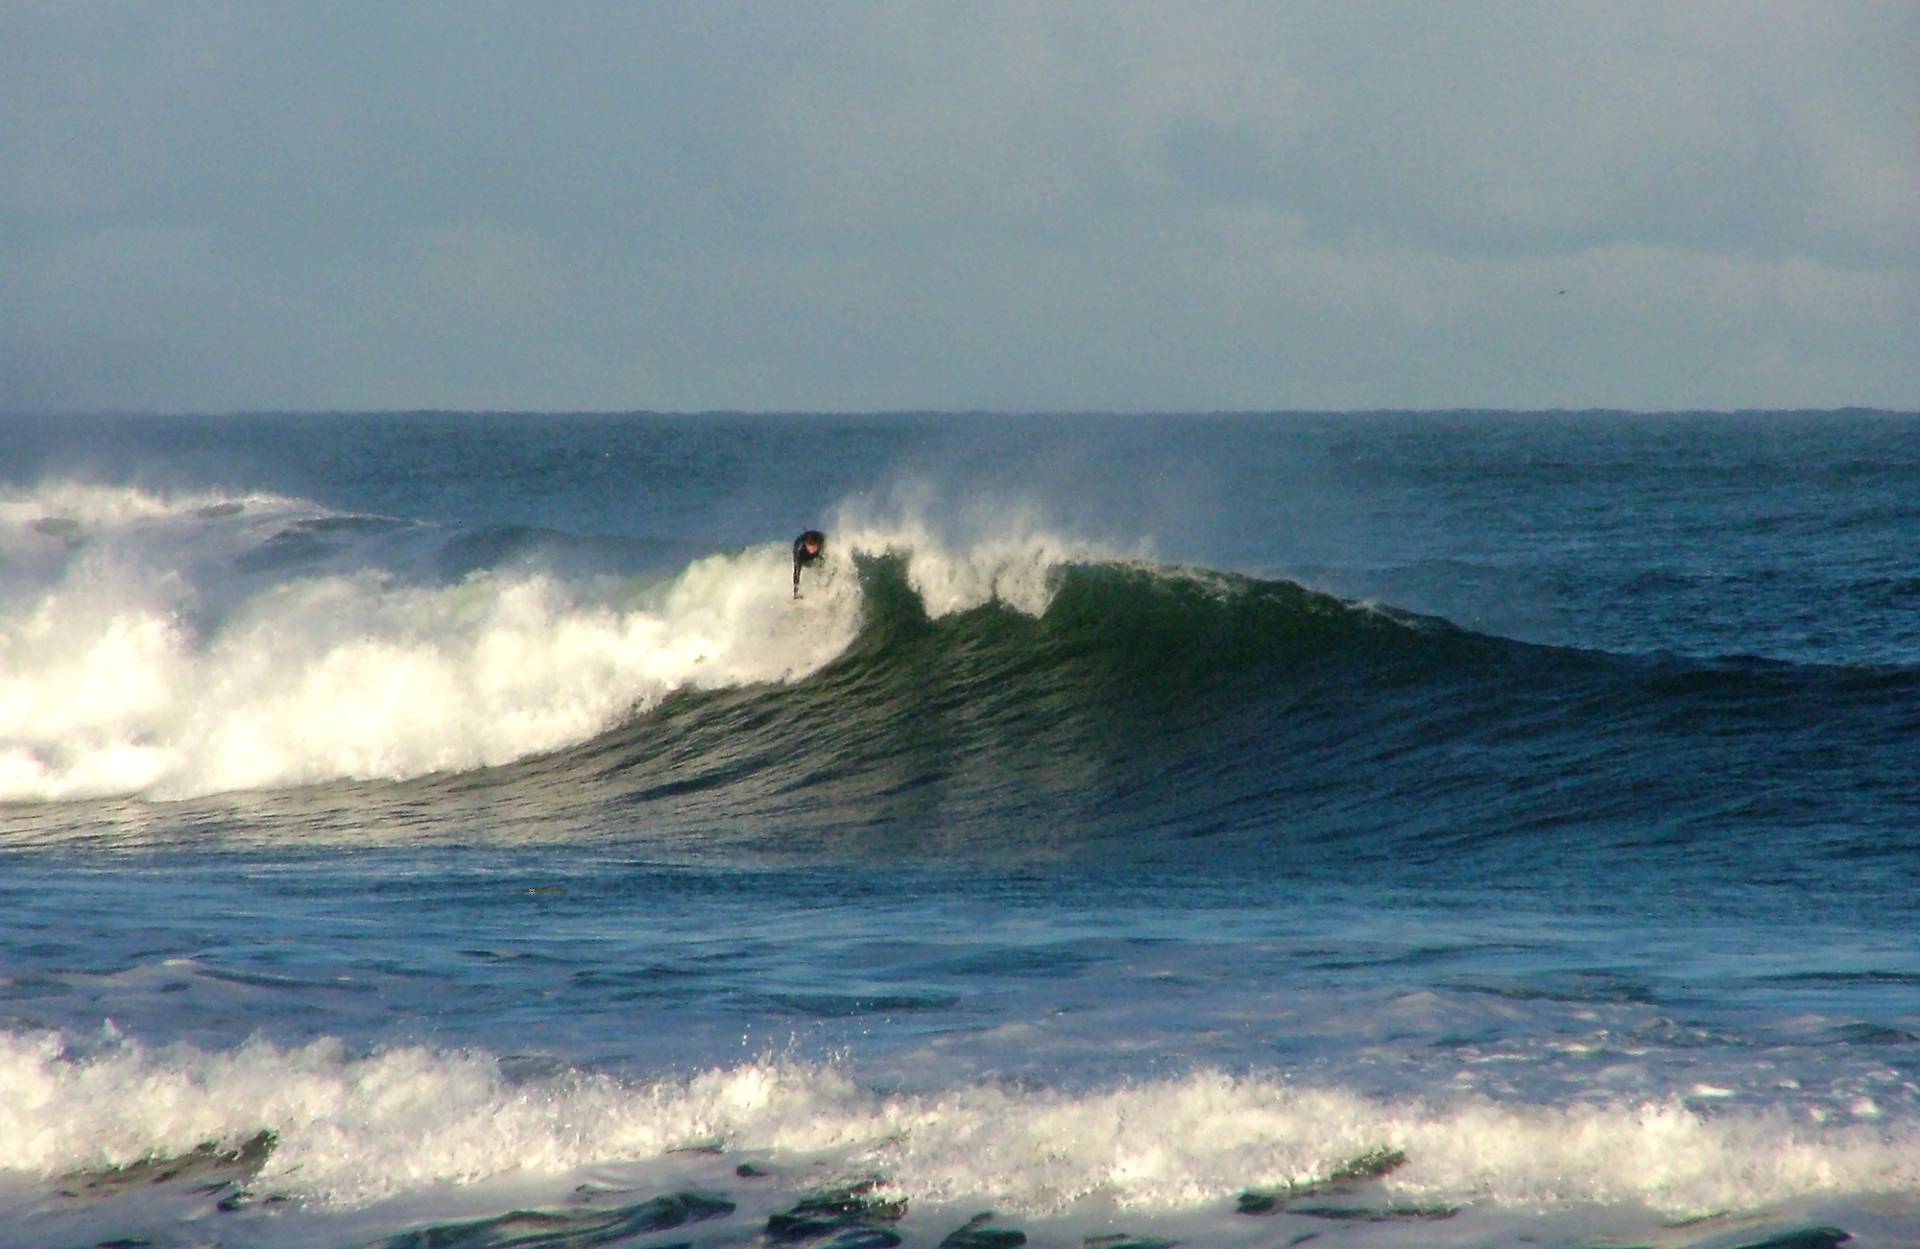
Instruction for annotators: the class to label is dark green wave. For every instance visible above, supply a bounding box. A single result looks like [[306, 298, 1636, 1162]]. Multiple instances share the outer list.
[[501, 553, 1916, 876]]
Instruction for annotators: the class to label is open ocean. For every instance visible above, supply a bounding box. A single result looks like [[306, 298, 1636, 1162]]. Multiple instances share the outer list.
[[2, 410, 1916, 1249]]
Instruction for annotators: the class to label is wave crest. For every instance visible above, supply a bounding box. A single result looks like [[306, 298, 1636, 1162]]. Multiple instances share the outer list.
[[1, 483, 1121, 802]]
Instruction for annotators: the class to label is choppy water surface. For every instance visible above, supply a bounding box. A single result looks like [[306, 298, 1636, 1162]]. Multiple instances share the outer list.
[[2, 411, 1917, 1248]]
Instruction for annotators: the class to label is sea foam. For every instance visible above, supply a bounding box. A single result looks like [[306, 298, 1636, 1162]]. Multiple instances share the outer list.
[[1, 484, 852, 800], [830, 487, 1132, 620], [2, 1028, 1913, 1217], [1, 482, 1112, 802]]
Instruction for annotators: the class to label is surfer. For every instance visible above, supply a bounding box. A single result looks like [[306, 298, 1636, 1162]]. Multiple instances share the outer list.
[[792, 530, 825, 598]]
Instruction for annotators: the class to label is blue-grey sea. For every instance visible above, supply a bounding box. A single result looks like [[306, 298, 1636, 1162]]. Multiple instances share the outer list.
[[2, 411, 1917, 1249]]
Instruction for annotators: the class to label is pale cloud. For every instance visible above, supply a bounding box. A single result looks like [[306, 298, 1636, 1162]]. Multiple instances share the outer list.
[[1, 2, 1913, 413]]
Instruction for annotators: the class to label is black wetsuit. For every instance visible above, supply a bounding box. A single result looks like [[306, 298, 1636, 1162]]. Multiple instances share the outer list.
[[792, 530, 825, 597]]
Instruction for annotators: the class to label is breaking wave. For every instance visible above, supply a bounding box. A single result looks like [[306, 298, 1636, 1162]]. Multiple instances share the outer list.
[[0, 483, 1091, 801], [3, 1027, 1914, 1217], [4, 481, 1916, 870]]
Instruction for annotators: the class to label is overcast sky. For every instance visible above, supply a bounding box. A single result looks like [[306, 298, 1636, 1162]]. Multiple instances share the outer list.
[[3, 2, 1915, 413]]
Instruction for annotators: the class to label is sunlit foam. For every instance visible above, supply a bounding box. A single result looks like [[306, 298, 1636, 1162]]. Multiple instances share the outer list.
[[2, 481, 1122, 802], [1, 1030, 1912, 1215], [830, 486, 1135, 618], [1, 483, 863, 800]]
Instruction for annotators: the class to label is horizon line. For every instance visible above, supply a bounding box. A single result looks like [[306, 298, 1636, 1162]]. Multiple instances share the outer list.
[[6, 405, 1917, 421]]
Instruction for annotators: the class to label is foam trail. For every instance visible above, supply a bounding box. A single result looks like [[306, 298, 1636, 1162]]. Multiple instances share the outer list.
[[0, 483, 863, 801], [0, 479, 1121, 801], [2, 1029, 1913, 1216], [2, 480, 1151, 802]]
